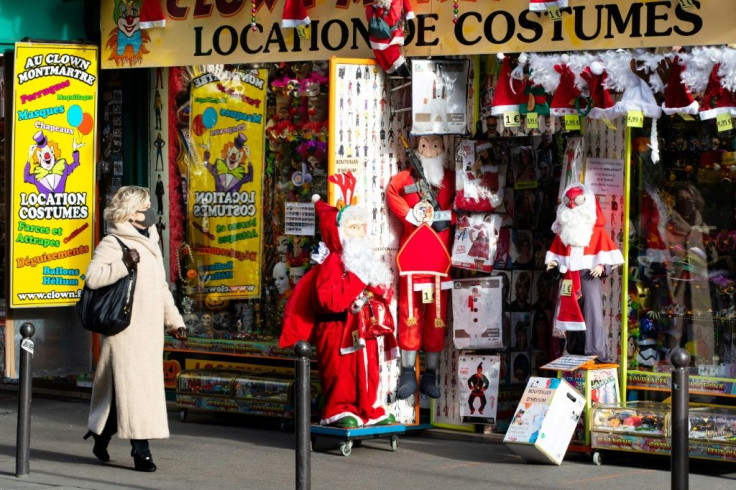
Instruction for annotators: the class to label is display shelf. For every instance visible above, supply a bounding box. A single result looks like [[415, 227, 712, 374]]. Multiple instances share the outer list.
[[591, 432, 736, 463], [627, 370, 736, 397], [164, 336, 315, 360], [591, 401, 668, 437]]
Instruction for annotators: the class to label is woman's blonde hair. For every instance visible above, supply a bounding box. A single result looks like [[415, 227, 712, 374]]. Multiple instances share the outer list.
[[104, 186, 150, 223]]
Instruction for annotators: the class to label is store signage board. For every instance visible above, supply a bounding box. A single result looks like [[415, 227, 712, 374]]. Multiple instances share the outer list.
[[100, 1, 732, 69], [9, 42, 98, 308]]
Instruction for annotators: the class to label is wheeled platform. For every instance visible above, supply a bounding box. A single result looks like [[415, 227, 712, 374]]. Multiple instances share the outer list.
[[310, 423, 432, 457]]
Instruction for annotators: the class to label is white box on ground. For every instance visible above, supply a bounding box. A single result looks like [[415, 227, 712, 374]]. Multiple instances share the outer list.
[[503, 377, 585, 465]]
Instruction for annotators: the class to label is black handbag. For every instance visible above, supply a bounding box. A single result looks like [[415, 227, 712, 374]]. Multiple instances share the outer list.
[[76, 235, 137, 336]]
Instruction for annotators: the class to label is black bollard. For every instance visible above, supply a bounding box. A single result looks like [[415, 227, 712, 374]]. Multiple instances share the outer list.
[[16, 322, 35, 478], [294, 341, 311, 490], [670, 347, 691, 490]]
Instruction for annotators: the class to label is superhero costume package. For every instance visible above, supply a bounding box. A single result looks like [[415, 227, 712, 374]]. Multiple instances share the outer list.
[[452, 277, 504, 350]]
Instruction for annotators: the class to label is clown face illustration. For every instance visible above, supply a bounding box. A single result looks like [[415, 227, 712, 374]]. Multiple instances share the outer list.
[[117, 0, 141, 44]]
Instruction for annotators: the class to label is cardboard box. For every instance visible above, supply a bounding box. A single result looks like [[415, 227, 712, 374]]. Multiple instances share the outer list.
[[503, 377, 585, 465]]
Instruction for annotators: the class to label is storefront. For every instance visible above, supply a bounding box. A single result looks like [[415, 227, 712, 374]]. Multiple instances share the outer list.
[[3, 0, 736, 460]]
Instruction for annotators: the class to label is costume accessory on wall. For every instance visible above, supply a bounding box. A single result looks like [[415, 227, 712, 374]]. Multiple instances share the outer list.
[[451, 212, 502, 273], [76, 236, 137, 336], [580, 61, 615, 120], [454, 140, 506, 212], [549, 58, 585, 116], [452, 278, 504, 349], [529, 0, 568, 11], [660, 54, 699, 116], [281, 0, 310, 28], [491, 54, 526, 116], [139, 0, 166, 29]]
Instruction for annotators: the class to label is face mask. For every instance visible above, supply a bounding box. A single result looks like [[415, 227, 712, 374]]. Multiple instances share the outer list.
[[133, 207, 156, 228], [675, 198, 694, 218]]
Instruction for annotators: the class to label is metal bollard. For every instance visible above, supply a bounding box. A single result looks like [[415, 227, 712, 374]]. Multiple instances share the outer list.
[[16, 322, 35, 478], [670, 347, 691, 490], [294, 341, 311, 490]]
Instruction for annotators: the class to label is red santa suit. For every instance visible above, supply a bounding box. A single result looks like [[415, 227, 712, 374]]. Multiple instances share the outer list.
[[545, 184, 623, 335], [365, 0, 415, 74], [387, 168, 455, 352], [279, 198, 394, 427]]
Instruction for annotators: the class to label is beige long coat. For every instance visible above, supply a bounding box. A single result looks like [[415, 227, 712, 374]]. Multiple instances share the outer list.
[[86, 220, 184, 439]]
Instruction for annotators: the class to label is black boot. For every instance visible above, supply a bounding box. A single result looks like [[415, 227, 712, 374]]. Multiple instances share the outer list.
[[83, 430, 110, 463], [394, 62, 411, 78], [420, 369, 441, 399], [131, 440, 157, 472], [396, 367, 417, 400]]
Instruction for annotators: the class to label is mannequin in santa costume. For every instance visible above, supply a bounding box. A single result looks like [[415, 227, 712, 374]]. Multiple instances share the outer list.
[[279, 196, 397, 428], [387, 135, 455, 399], [545, 184, 624, 362]]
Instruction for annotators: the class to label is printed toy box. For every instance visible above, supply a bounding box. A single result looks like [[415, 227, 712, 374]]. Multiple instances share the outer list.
[[590, 401, 668, 437], [503, 377, 585, 465]]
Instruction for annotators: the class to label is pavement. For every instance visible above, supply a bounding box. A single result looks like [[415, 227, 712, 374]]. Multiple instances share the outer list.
[[0, 389, 735, 490]]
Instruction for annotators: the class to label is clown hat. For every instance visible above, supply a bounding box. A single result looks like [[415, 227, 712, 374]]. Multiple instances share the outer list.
[[580, 61, 615, 120], [33, 130, 47, 147], [549, 61, 583, 116], [139, 0, 166, 29], [699, 63, 736, 120], [491, 55, 526, 116], [662, 56, 699, 116], [281, 0, 310, 28], [528, 0, 568, 11], [234, 133, 247, 149], [312, 195, 342, 254]]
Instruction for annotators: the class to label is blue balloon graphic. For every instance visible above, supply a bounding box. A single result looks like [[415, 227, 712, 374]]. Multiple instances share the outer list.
[[202, 107, 217, 129], [67, 104, 83, 127]]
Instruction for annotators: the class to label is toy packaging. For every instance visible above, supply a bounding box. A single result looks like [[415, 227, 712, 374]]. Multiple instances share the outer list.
[[451, 277, 504, 350]]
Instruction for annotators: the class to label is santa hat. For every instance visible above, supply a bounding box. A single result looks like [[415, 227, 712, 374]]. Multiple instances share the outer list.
[[491, 54, 526, 116], [312, 195, 342, 254], [396, 224, 451, 327], [139, 0, 166, 29], [698, 63, 736, 120], [547, 55, 585, 117], [661, 55, 699, 116], [678, 47, 736, 120], [281, 0, 310, 28], [580, 61, 615, 120], [554, 271, 585, 332], [529, 0, 568, 11]]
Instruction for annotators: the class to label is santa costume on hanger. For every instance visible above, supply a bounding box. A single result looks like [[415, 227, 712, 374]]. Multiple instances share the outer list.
[[545, 183, 623, 362], [279, 196, 397, 428]]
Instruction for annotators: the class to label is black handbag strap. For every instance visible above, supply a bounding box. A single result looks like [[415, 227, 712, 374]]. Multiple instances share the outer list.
[[110, 235, 129, 252]]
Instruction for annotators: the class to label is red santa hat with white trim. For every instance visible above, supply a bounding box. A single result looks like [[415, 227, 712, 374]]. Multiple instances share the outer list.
[[281, 0, 311, 28], [680, 46, 736, 121], [312, 194, 342, 254], [580, 60, 616, 120], [549, 56, 583, 116], [529, 0, 568, 11], [661, 54, 699, 116], [139, 0, 166, 29], [491, 54, 526, 116]]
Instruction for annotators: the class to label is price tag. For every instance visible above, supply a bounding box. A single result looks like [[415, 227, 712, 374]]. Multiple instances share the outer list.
[[626, 110, 644, 128], [716, 113, 733, 132], [678, 0, 695, 9], [421, 286, 434, 304], [564, 115, 581, 131], [560, 279, 573, 297], [434, 210, 452, 222], [503, 111, 521, 127], [296, 24, 310, 39], [547, 5, 562, 21], [526, 112, 539, 129]]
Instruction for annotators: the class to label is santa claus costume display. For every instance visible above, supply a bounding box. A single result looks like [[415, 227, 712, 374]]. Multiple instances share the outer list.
[[279, 196, 397, 428], [387, 135, 455, 399], [545, 183, 624, 362], [364, 0, 414, 76]]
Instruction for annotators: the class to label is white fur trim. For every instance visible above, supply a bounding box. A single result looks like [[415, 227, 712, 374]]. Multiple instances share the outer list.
[[662, 100, 699, 116], [281, 17, 311, 28], [387, 56, 407, 74], [491, 104, 521, 116], [340, 338, 366, 355], [700, 106, 734, 120], [405, 11, 415, 20], [545, 249, 624, 274], [312, 194, 321, 203], [320, 412, 364, 427], [370, 36, 404, 50], [556, 319, 586, 331]]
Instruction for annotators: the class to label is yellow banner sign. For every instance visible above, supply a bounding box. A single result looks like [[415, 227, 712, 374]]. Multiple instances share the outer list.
[[101, 1, 727, 69], [188, 68, 267, 300], [10, 42, 98, 308]]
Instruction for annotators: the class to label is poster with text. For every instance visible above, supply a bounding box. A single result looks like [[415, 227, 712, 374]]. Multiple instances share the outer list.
[[10, 42, 98, 307], [189, 67, 267, 299]]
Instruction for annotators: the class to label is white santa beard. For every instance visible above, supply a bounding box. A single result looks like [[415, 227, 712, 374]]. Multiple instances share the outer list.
[[556, 205, 596, 247], [418, 154, 446, 188], [342, 236, 392, 286]]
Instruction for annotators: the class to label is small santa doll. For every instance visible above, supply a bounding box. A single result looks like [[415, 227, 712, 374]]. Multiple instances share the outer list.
[[545, 183, 624, 362]]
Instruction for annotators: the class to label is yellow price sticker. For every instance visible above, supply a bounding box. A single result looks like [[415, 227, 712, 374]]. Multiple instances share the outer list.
[[503, 111, 521, 127], [560, 279, 573, 297], [627, 110, 644, 128], [679, 0, 695, 9], [547, 5, 562, 21], [296, 24, 310, 39], [421, 286, 434, 304], [564, 114, 581, 131], [526, 112, 539, 129], [716, 113, 733, 132], [679, 113, 695, 121]]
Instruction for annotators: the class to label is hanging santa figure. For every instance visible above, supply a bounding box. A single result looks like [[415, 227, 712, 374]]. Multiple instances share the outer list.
[[387, 135, 455, 399], [364, 0, 414, 77], [279, 195, 398, 428], [545, 183, 624, 362]]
